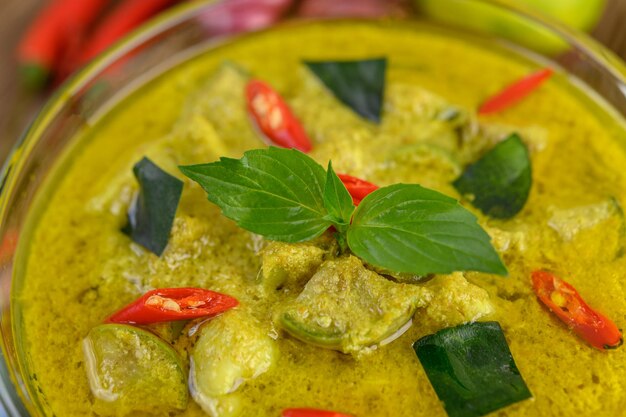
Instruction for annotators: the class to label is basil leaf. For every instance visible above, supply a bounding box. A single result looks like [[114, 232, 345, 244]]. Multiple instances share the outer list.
[[453, 134, 531, 219], [305, 58, 386, 123], [347, 184, 507, 276], [180, 147, 331, 242], [323, 161, 355, 230], [123, 157, 183, 256], [414, 322, 532, 417]]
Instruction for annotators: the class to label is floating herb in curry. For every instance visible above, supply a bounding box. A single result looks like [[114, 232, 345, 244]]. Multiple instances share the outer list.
[[122, 157, 183, 256], [453, 134, 531, 219], [414, 321, 532, 417], [305, 58, 387, 123]]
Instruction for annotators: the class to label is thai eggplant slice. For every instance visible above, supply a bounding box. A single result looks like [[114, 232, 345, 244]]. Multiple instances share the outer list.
[[365, 262, 431, 284], [389, 142, 462, 177], [381, 83, 472, 153], [548, 198, 624, 240], [179, 61, 260, 152], [189, 309, 278, 417], [277, 256, 432, 354], [547, 198, 626, 260], [260, 234, 336, 290], [421, 272, 494, 328], [82, 324, 188, 416]]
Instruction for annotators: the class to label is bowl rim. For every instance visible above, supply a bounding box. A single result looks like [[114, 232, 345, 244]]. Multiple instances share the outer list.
[[0, 2, 219, 414], [2, 0, 626, 414]]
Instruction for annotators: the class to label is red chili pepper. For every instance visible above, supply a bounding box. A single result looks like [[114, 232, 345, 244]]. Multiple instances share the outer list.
[[337, 174, 379, 206], [478, 68, 554, 115], [106, 288, 238, 325], [246, 79, 313, 153], [282, 408, 354, 417], [77, 0, 179, 67], [17, 0, 108, 90], [531, 271, 622, 351]]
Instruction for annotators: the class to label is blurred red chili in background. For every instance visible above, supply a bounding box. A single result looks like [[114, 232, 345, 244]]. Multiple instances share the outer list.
[[18, 0, 407, 90], [77, 0, 179, 67], [18, 0, 183, 89], [17, 0, 109, 90]]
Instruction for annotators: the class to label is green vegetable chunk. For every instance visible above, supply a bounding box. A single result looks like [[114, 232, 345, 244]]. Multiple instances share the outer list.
[[260, 235, 335, 290], [190, 310, 277, 417], [390, 143, 462, 179], [82, 324, 188, 415], [347, 184, 507, 276], [453, 134, 531, 219], [548, 198, 622, 242], [178, 61, 261, 152], [548, 197, 626, 261], [122, 157, 183, 256], [278, 256, 432, 353], [422, 273, 494, 328], [180, 147, 332, 243], [413, 321, 532, 417], [305, 58, 387, 123]]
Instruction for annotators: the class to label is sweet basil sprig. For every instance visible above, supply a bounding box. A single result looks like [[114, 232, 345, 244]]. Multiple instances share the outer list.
[[323, 161, 354, 233], [181, 148, 506, 276]]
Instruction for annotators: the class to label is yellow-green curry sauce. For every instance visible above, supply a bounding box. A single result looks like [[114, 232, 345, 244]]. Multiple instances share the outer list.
[[14, 20, 626, 417]]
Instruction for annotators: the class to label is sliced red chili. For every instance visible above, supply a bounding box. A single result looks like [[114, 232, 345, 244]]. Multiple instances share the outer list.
[[246, 79, 312, 152], [337, 173, 379, 206], [478, 68, 553, 115], [282, 408, 354, 417], [106, 288, 238, 325], [531, 271, 622, 350]]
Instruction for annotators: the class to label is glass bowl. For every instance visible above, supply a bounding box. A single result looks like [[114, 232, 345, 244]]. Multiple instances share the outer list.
[[1, 0, 625, 415]]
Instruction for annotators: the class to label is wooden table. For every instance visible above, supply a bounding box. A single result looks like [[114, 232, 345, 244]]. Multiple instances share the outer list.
[[1, 0, 626, 163], [0, 0, 42, 161]]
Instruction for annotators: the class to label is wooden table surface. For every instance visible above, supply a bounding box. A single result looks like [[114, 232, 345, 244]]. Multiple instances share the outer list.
[[0, 0, 42, 161], [1, 0, 626, 163]]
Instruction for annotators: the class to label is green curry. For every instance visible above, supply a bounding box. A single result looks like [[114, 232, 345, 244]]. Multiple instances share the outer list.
[[15, 20, 626, 417]]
